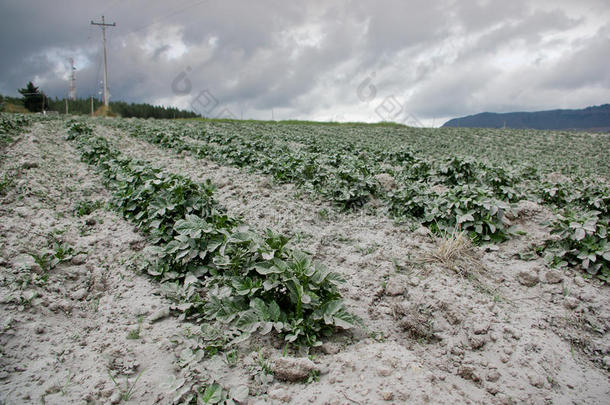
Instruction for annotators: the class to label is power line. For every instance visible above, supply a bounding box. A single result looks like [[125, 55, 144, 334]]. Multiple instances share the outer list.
[[86, 1, 207, 104]]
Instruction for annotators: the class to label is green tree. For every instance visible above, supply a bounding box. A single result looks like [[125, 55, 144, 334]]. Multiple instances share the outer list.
[[18, 81, 48, 112]]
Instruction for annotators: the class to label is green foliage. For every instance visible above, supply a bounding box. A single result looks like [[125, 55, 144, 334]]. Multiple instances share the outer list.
[[18, 82, 48, 113], [441, 186, 513, 242], [73, 199, 104, 216], [66, 127, 360, 347], [535, 178, 609, 281], [30, 241, 81, 273], [107, 369, 144, 401], [1, 113, 32, 150], [390, 162, 516, 242], [65, 119, 93, 137], [0, 170, 16, 195], [45, 96, 200, 119], [544, 210, 609, 281], [97, 117, 609, 279]]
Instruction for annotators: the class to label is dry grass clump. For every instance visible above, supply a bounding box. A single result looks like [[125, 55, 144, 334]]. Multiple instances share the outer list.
[[93, 105, 117, 117], [426, 229, 482, 278], [2, 102, 29, 113]]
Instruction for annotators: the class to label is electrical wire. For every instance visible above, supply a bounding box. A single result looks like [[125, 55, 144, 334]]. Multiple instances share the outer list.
[[87, 0, 209, 102]]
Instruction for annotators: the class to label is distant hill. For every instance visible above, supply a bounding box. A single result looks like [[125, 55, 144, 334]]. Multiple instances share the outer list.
[[443, 104, 610, 132]]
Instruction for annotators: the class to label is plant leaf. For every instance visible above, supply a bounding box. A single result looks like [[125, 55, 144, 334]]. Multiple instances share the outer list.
[[200, 383, 223, 404]]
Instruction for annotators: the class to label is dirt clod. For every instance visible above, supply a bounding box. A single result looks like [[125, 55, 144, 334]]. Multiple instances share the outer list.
[[528, 374, 545, 388], [468, 334, 488, 350], [268, 388, 292, 402], [384, 279, 406, 296], [320, 343, 340, 355], [71, 287, 89, 301], [517, 270, 539, 287], [374, 173, 396, 191], [71, 254, 87, 266], [272, 357, 318, 382], [564, 297, 579, 310], [458, 366, 481, 383], [392, 302, 435, 341], [544, 270, 563, 284], [148, 307, 170, 323], [486, 370, 501, 382], [381, 390, 394, 401]]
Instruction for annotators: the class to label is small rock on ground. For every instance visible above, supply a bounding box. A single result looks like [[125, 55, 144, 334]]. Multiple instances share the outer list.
[[148, 307, 170, 323], [381, 391, 394, 401], [271, 357, 318, 382], [384, 281, 406, 296]]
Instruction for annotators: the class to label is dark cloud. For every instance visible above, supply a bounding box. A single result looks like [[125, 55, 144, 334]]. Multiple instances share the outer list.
[[0, 0, 608, 124]]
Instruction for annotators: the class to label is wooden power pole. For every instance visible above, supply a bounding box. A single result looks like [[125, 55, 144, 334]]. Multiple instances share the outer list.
[[91, 16, 116, 108]]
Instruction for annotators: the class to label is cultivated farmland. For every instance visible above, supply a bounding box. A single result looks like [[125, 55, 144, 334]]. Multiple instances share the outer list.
[[1, 113, 609, 404]]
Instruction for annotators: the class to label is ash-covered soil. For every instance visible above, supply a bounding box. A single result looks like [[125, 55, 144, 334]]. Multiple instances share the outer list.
[[1, 120, 608, 404]]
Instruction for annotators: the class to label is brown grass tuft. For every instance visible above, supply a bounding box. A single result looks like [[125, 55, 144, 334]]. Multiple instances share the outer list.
[[426, 229, 481, 278], [2, 102, 29, 113], [93, 105, 117, 117]]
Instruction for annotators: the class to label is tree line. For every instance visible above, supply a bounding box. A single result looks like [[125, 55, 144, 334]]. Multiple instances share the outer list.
[[0, 81, 200, 119]]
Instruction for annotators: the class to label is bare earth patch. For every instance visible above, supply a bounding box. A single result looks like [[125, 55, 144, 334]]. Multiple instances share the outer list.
[[1, 121, 608, 404]]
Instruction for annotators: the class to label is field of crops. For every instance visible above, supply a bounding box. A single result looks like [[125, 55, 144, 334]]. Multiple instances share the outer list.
[[1, 113, 609, 404], [105, 117, 609, 279]]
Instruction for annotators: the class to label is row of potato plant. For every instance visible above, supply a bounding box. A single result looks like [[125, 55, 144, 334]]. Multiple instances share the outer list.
[[107, 120, 523, 242], [99, 117, 608, 280], [1, 113, 33, 149], [66, 119, 361, 348]]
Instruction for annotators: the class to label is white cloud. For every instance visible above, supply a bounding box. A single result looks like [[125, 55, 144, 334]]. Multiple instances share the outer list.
[[1, 0, 608, 125]]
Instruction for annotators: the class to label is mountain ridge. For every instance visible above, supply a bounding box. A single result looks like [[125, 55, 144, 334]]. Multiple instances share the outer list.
[[443, 104, 610, 131]]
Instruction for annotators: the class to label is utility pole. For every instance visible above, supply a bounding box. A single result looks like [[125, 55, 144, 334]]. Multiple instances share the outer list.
[[69, 58, 76, 100], [91, 15, 116, 108], [90, 96, 94, 116]]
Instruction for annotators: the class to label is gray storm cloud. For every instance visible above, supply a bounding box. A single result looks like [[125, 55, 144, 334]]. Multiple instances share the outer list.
[[1, 0, 608, 125]]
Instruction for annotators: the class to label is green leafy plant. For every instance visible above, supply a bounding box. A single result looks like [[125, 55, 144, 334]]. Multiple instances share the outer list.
[[67, 129, 361, 349], [28, 241, 81, 273], [102, 114, 610, 278], [65, 120, 93, 138], [545, 210, 609, 281], [1, 113, 32, 150], [73, 199, 104, 216], [108, 369, 144, 402], [61, 371, 74, 396], [0, 170, 17, 196]]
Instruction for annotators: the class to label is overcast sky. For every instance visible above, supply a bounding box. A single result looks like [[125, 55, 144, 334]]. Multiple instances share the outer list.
[[1, 0, 608, 125]]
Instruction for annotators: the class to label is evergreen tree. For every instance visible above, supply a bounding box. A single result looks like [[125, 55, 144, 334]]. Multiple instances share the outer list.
[[18, 82, 48, 112]]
